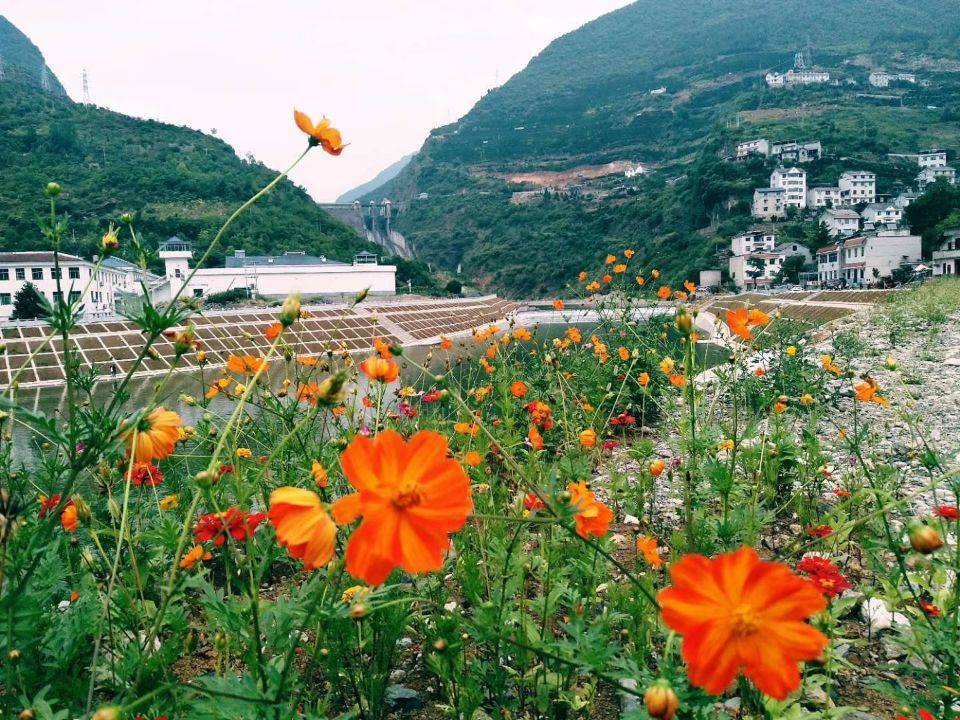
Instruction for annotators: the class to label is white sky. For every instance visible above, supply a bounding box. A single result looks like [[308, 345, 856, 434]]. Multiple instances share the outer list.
[[2, 1, 631, 201]]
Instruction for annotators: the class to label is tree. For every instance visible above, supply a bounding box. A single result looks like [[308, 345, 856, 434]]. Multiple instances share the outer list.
[[746, 257, 765, 289], [10, 282, 47, 320], [778, 255, 806, 284], [445, 279, 463, 295]]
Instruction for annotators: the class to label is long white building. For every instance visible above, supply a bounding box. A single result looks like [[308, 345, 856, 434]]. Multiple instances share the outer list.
[[817, 229, 921, 286], [160, 239, 397, 300]]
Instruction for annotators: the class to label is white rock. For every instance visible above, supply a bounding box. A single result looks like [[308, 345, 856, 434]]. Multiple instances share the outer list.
[[861, 597, 910, 632], [443, 600, 458, 613], [623, 514, 641, 529]]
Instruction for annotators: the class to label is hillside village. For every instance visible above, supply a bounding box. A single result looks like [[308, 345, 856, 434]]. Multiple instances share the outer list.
[[723, 138, 958, 290]]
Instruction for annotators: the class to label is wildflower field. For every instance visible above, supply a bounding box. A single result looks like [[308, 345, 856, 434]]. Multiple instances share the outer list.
[[1, 116, 959, 720]]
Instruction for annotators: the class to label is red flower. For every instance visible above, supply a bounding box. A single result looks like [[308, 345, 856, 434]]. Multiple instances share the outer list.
[[38, 493, 62, 519], [833, 488, 851, 498], [919, 601, 941, 617], [609, 412, 636, 427], [933, 505, 959, 520], [523, 493, 545, 512], [219, 464, 235, 475], [422, 388, 443, 403], [524, 401, 554, 429], [806, 525, 833, 538], [194, 508, 266, 546], [796, 556, 850, 598], [602, 440, 619, 450], [129, 462, 164, 487]]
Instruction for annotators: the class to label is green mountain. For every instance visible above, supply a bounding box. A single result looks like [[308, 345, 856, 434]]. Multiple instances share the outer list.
[[0, 16, 377, 271], [336, 153, 414, 203], [371, 0, 960, 296], [0, 15, 67, 96]]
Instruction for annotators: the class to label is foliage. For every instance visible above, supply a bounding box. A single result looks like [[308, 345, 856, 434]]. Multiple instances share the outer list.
[[10, 281, 48, 320]]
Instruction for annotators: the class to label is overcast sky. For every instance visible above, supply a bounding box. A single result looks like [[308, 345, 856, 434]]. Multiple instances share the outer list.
[[3, 1, 631, 201]]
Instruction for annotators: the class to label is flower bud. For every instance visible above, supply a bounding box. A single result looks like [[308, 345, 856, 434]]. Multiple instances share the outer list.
[[314, 371, 347, 407], [196, 350, 207, 365], [107, 497, 121, 521], [279, 293, 302, 327], [171, 324, 197, 356], [19, 709, 36, 720], [644, 679, 679, 720], [44, 182, 61, 197], [92, 707, 121, 720], [101, 224, 120, 255], [195, 469, 220, 487], [119, 211, 134, 224], [8, 648, 21, 661], [908, 522, 944, 554], [675, 309, 693, 335], [350, 603, 368, 620], [433, 638, 447, 652], [884, 356, 898, 370], [71, 495, 91, 522]]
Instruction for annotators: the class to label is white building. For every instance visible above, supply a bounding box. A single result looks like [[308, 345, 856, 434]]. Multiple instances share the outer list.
[[819, 229, 922, 285], [736, 138, 770, 160], [894, 190, 918, 209], [160, 240, 397, 300], [752, 187, 786, 219], [765, 72, 786, 88], [624, 164, 646, 178], [816, 244, 842, 284], [918, 149, 947, 168], [839, 170, 877, 204], [0, 251, 130, 320], [730, 230, 776, 256], [861, 203, 902, 227], [729, 252, 784, 288], [785, 68, 830, 85], [770, 167, 807, 209], [770, 140, 822, 163], [807, 186, 842, 209], [869, 71, 917, 88], [916, 165, 956, 191], [820, 209, 861, 238], [932, 229, 960, 276], [773, 241, 813, 265]]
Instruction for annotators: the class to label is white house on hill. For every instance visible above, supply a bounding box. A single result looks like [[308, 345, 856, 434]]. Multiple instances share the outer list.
[[860, 203, 902, 227], [933, 229, 960, 276], [807, 186, 842, 209], [916, 166, 956, 191], [752, 187, 786, 219], [918, 149, 947, 168], [820, 208, 860, 238], [770, 167, 807, 209], [839, 171, 877, 204]]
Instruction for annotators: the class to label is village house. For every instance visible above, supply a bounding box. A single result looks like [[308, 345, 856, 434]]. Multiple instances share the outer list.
[[817, 229, 922, 286], [160, 240, 396, 300], [917, 149, 948, 168], [807, 185, 842, 209], [839, 170, 877, 204], [819, 208, 861, 237], [736, 138, 770, 160], [773, 241, 813, 265], [868, 71, 917, 88], [730, 230, 777, 256], [728, 231, 811, 289], [932, 229, 960, 276], [0, 251, 135, 320], [770, 140, 822, 163], [894, 189, 918, 209], [816, 244, 842, 284], [752, 187, 786, 219], [765, 72, 786, 88], [860, 202, 902, 227], [770, 167, 807, 209], [916, 165, 956, 191]]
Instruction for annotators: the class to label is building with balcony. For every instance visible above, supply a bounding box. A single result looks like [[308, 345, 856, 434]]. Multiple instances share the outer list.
[[932, 229, 960, 276], [807, 186, 842, 209], [839, 170, 877, 204], [770, 166, 807, 209], [916, 165, 956, 191]]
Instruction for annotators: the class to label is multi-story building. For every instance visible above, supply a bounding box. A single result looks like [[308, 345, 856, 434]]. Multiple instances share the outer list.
[[860, 202, 902, 227], [785, 68, 830, 85], [752, 187, 786, 219], [916, 165, 956, 191], [918, 149, 948, 168], [816, 244, 842, 284], [807, 186, 842, 209], [839, 170, 877, 204], [773, 241, 813, 266], [932, 229, 960, 276], [818, 229, 922, 286], [869, 71, 916, 88], [730, 230, 776, 256], [819, 208, 860, 238], [770, 167, 807, 209], [729, 252, 784, 288], [736, 138, 770, 160], [770, 140, 822, 163], [0, 251, 130, 320]]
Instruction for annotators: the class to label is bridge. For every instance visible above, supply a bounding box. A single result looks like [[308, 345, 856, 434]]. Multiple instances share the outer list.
[[319, 200, 413, 259]]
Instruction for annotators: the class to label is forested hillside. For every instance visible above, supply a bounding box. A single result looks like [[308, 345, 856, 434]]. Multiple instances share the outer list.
[[364, 0, 960, 296]]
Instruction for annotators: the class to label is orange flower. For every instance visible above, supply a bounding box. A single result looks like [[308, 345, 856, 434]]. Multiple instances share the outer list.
[[821, 355, 842, 376], [624, 249, 635, 259], [754, 367, 766, 377], [297, 355, 319, 367], [649, 459, 666, 477], [618, 346, 630, 362], [61, 501, 78, 533], [724, 307, 769, 341], [331, 430, 473, 585], [269, 487, 338, 570], [650, 269, 660, 279], [854, 376, 889, 406], [683, 280, 697, 295], [773, 401, 787, 413], [124, 407, 182, 463], [311, 459, 328, 488], [636, 275, 646, 286], [579, 428, 598, 448], [638, 372, 651, 387], [510, 380, 529, 398], [568, 481, 613, 538], [605, 254, 617, 265], [265, 322, 283, 341], [613, 263, 627, 274], [360, 356, 400, 383], [454, 422, 480, 437], [657, 546, 828, 700], [747, 308, 770, 326], [637, 536, 662, 568], [657, 286, 672, 300], [227, 354, 269, 375], [659, 357, 675, 374], [603, 274, 612, 284], [180, 545, 212, 570], [373, 337, 393, 359], [553, 299, 565, 311], [206, 377, 232, 399], [440, 336, 453, 350], [512, 327, 532, 341], [669, 374, 687, 388], [293, 110, 346, 155], [586, 281, 601, 293], [527, 425, 544, 450], [578, 271, 588, 282], [464, 450, 482, 467]]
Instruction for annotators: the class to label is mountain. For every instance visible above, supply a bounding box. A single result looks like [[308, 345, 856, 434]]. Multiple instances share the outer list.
[[0, 16, 379, 273], [0, 16, 67, 97], [375, 0, 960, 296], [336, 153, 414, 203]]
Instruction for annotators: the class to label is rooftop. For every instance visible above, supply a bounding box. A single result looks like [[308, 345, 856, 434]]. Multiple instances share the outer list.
[[0, 251, 87, 264], [823, 209, 860, 219], [224, 250, 350, 268]]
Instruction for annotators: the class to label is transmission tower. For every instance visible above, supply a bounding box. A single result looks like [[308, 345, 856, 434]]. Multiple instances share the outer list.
[[794, 50, 806, 70], [82, 69, 90, 103]]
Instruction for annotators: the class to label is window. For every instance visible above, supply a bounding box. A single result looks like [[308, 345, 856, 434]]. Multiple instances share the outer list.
[[68, 267, 80, 279], [52, 291, 63, 302], [51, 267, 62, 280], [0, 293, 10, 305], [0, 269, 8, 281], [193, 288, 204, 298], [69, 291, 81, 304], [32, 268, 43, 280], [174, 269, 182, 278], [15, 268, 25, 280]]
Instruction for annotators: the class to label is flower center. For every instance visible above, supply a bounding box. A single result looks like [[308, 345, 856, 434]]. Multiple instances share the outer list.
[[392, 480, 422, 509], [729, 605, 760, 637]]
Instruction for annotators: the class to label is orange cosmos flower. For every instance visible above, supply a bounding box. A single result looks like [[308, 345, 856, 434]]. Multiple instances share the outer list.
[[618, 346, 630, 362], [180, 545, 212, 570], [440, 336, 453, 350], [578, 271, 589, 282], [674, 290, 689, 302], [624, 249, 635, 259], [454, 421, 480, 437], [568, 481, 613, 538], [657, 286, 672, 300], [669, 374, 687, 388], [206, 377, 232, 399], [854, 376, 889, 406], [613, 263, 627, 274], [585, 281, 601, 293], [227, 354, 269, 375], [510, 380, 529, 398], [659, 357, 675, 374], [724, 307, 769, 341], [360, 355, 400, 383], [553, 299, 565, 311], [311, 459, 328, 488], [464, 450, 482, 467], [683, 280, 697, 295], [747, 307, 770, 325], [637, 536, 663, 568], [773, 400, 788, 413], [638, 371, 651, 387], [602, 274, 613, 284], [527, 425, 545, 450], [331, 430, 473, 585], [293, 110, 347, 155], [651, 269, 660, 279], [649, 459, 666, 477], [373, 337, 393, 359], [636, 275, 646, 286], [605, 254, 617, 265], [657, 546, 828, 700], [61, 501, 78, 533], [265, 322, 283, 341], [821, 354, 843, 375], [297, 355, 319, 367], [124, 407, 182, 463], [566, 327, 582, 344], [269, 487, 338, 570], [579, 428, 597, 448]]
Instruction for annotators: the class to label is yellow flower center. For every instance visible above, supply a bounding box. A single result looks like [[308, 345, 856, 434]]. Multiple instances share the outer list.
[[729, 605, 760, 637], [393, 480, 422, 509]]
